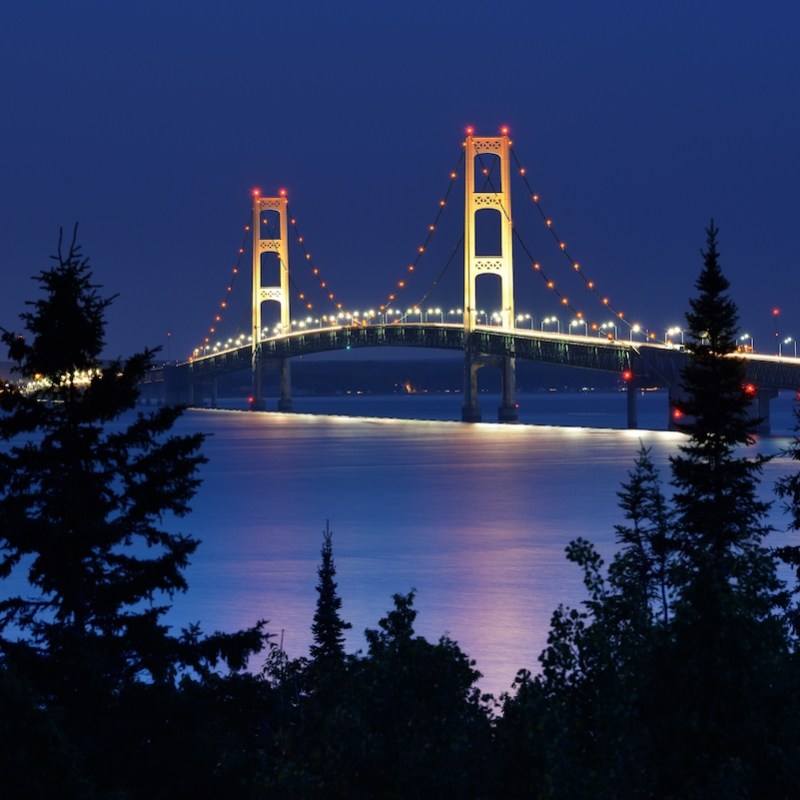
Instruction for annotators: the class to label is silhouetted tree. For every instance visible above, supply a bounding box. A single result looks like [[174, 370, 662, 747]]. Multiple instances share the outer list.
[[0, 228, 269, 796], [498, 222, 800, 797], [309, 520, 351, 667]]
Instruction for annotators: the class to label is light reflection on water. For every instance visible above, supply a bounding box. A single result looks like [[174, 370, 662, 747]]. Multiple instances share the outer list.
[[162, 391, 800, 698]]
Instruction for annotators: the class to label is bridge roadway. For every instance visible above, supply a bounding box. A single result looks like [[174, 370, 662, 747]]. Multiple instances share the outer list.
[[143, 323, 800, 430]]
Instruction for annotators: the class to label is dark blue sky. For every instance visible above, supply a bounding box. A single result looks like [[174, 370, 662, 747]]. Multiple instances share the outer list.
[[2, 1, 799, 360]]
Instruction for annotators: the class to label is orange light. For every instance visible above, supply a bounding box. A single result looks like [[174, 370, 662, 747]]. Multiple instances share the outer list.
[[279, 188, 287, 197], [500, 125, 509, 135], [252, 188, 261, 197]]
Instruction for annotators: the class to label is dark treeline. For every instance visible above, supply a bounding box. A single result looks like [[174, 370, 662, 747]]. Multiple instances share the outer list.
[[2, 224, 800, 798]]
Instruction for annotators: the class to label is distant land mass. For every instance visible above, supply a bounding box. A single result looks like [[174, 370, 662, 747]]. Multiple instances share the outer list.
[[0, 359, 628, 396], [243, 358, 626, 396]]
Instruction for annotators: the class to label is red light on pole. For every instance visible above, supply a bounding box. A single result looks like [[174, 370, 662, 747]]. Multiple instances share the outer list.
[[773, 307, 781, 353], [465, 125, 474, 136], [622, 370, 633, 382]]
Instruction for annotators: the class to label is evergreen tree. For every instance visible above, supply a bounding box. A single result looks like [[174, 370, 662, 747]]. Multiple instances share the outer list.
[[670, 220, 776, 605], [309, 520, 351, 666], [649, 222, 796, 796], [498, 222, 800, 797], [0, 229, 269, 793]]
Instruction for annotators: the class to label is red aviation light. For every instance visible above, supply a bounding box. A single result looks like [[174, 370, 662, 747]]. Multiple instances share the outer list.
[[500, 125, 510, 135], [743, 383, 757, 397], [672, 406, 684, 420], [252, 188, 261, 198], [622, 370, 633, 382], [465, 125, 475, 136]]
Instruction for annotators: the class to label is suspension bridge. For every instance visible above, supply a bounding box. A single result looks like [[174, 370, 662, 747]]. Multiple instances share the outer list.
[[142, 128, 800, 432]]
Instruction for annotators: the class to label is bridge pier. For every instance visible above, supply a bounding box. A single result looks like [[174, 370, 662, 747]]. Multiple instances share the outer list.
[[498, 356, 518, 422], [461, 349, 518, 423], [461, 351, 482, 422], [250, 353, 293, 412], [278, 359, 292, 412], [756, 387, 777, 436], [626, 383, 638, 429]]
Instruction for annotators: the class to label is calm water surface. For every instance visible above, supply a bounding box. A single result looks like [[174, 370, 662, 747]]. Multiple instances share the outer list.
[[161, 391, 800, 698]]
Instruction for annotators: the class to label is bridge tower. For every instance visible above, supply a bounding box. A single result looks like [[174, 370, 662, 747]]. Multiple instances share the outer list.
[[462, 128, 517, 422], [251, 192, 292, 411]]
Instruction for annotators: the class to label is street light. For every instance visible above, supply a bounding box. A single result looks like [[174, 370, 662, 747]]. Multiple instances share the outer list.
[[780, 336, 797, 358], [516, 313, 533, 329], [541, 316, 560, 333], [739, 333, 754, 353], [599, 321, 617, 339], [448, 309, 463, 323], [629, 324, 642, 342], [569, 319, 588, 336], [665, 326, 684, 345], [427, 307, 443, 323]]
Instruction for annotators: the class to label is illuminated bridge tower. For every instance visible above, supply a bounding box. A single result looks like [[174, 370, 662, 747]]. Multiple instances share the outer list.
[[462, 128, 517, 422], [251, 192, 292, 411]]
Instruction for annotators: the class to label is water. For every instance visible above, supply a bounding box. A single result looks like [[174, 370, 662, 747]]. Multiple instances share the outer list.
[[157, 391, 800, 698]]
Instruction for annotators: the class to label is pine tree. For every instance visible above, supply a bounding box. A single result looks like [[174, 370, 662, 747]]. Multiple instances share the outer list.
[[650, 221, 797, 796], [309, 520, 351, 666], [0, 227, 267, 700], [670, 220, 777, 610], [498, 223, 800, 797], [611, 445, 672, 626]]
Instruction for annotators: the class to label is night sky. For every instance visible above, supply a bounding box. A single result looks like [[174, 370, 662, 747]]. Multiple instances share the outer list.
[[2, 1, 799, 361]]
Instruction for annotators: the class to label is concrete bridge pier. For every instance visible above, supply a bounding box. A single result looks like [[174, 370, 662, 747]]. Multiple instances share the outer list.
[[461, 349, 518, 423], [667, 385, 685, 431], [497, 356, 518, 423], [210, 377, 218, 409], [626, 383, 639, 429], [250, 350, 266, 410], [461, 350, 482, 422], [756, 387, 778, 436], [277, 358, 293, 412]]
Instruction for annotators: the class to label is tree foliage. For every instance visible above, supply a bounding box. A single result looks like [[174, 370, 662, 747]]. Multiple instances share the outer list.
[[497, 222, 800, 797], [309, 520, 351, 667], [0, 229, 269, 796]]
